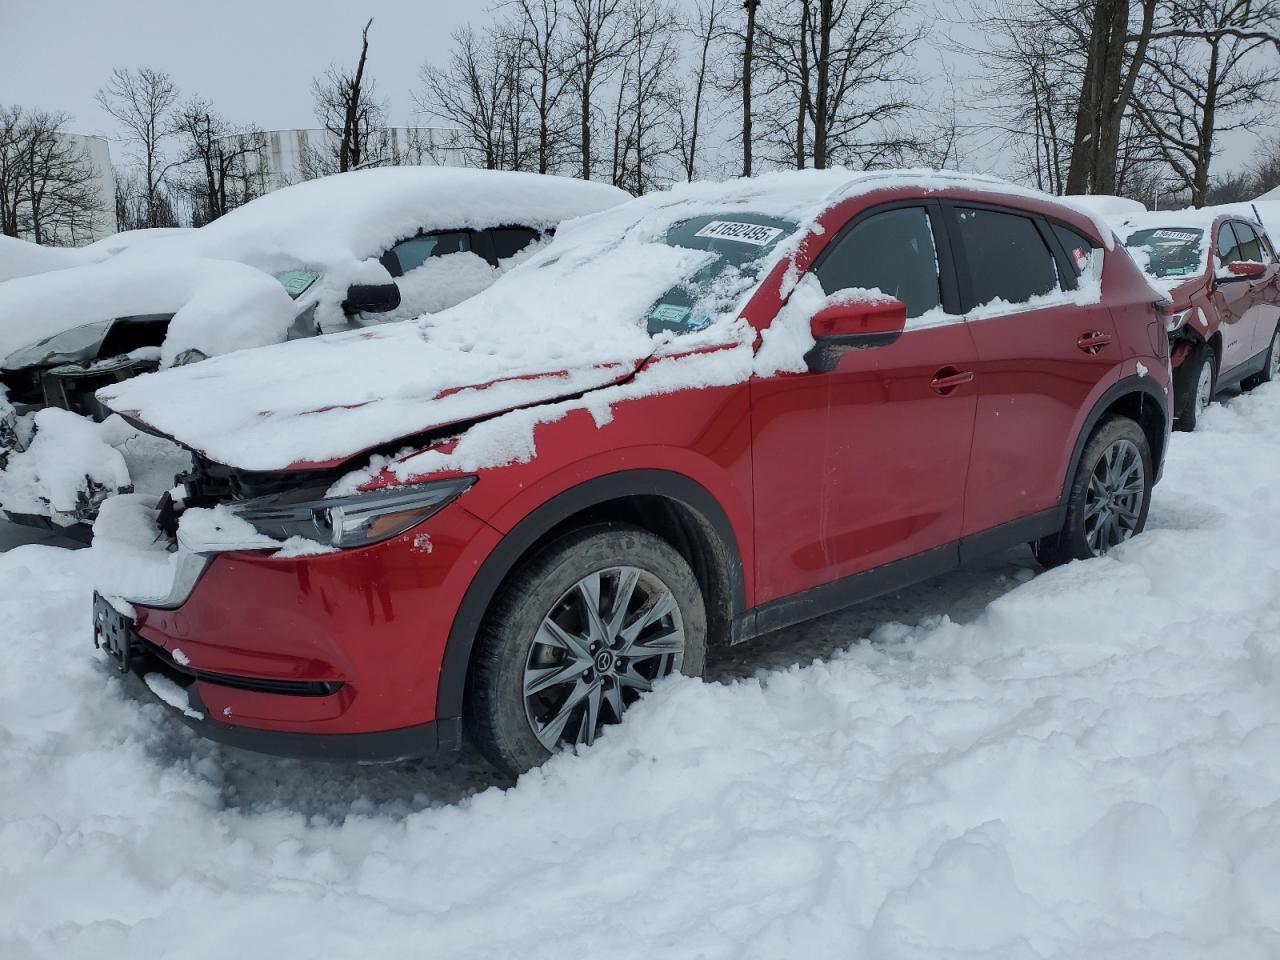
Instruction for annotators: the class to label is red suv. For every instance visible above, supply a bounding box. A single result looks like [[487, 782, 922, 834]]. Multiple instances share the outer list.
[[94, 172, 1171, 776], [1121, 211, 1280, 430]]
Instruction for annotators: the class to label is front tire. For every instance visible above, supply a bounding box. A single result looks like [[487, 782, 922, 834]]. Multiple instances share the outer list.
[[465, 525, 707, 777], [1034, 416, 1153, 567], [1173, 341, 1215, 431]]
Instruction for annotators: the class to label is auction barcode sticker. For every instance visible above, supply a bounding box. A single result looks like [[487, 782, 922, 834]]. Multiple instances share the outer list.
[[694, 221, 784, 246], [1151, 229, 1199, 242]]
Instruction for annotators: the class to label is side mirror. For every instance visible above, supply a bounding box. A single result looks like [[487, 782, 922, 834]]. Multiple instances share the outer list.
[[1226, 261, 1267, 279], [342, 282, 402, 315], [805, 296, 907, 372]]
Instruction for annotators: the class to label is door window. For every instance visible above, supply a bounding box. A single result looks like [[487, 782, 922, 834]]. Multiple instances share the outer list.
[[954, 207, 1059, 309], [488, 227, 541, 260], [380, 230, 471, 277], [1231, 222, 1265, 263], [814, 206, 942, 319], [1217, 223, 1244, 266]]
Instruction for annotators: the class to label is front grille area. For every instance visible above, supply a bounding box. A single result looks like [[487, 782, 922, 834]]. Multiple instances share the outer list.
[[141, 639, 344, 698]]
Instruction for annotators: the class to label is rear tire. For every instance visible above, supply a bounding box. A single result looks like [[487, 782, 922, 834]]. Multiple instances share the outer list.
[[465, 524, 707, 778], [1173, 341, 1215, 432], [1034, 416, 1153, 568], [1242, 325, 1280, 391]]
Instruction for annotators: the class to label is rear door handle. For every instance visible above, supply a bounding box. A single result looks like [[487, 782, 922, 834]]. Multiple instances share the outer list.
[[1077, 331, 1113, 354], [929, 368, 974, 395]]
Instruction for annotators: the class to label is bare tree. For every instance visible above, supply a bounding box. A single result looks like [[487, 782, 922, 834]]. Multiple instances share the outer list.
[[96, 66, 179, 227], [608, 0, 683, 193], [1132, 0, 1280, 205], [754, 0, 925, 170], [1064, 0, 1157, 195], [172, 98, 267, 224], [419, 25, 525, 169], [676, 0, 728, 180], [743, 0, 761, 176], [505, 0, 575, 173], [308, 18, 390, 177], [0, 106, 102, 243], [1251, 135, 1280, 195], [962, 1, 1081, 192], [565, 0, 630, 179]]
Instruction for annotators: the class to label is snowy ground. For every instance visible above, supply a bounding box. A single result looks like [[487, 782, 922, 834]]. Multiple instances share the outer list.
[[3, 385, 1279, 959]]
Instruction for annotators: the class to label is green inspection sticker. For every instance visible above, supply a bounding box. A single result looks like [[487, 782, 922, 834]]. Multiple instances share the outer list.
[[650, 303, 690, 324]]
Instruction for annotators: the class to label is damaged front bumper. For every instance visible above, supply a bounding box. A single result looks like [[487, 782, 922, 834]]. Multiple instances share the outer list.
[[93, 591, 460, 763]]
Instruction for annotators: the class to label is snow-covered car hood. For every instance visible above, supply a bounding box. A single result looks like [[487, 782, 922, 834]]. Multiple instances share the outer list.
[[0, 255, 298, 368]]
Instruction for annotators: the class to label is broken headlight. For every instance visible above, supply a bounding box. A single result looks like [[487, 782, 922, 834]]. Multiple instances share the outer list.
[[231, 477, 475, 550], [2, 319, 114, 371]]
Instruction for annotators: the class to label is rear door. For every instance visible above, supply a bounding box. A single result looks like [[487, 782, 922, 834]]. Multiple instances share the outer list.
[[947, 202, 1119, 537], [750, 202, 979, 603]]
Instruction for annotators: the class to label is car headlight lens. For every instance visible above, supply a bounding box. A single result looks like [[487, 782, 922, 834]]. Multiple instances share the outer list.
[[2, 319, 115, 370], [231, 476, 475, 550]]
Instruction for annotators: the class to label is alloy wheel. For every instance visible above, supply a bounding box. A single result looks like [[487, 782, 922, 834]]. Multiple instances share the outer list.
[[522, 565, 685, 751], [1084, 438, 1145, 555]]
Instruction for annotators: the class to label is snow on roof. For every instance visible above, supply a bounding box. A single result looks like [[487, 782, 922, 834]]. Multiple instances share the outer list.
[[147, 167, 632, 275], [0, 235, 89, 282], [101, 167, 1113, 473]]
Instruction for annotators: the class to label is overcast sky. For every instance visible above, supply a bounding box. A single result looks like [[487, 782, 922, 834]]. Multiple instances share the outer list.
[[0, 0, 1261, 183]]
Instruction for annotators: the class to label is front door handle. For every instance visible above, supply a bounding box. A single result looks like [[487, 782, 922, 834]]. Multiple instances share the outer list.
[[1077, 331, 1113, 354], [929, 367, 974, 395]]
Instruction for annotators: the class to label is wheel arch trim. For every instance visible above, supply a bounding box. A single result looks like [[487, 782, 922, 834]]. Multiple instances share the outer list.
[[437, 469, 746, 720], [1060, 374, 1168, 506]]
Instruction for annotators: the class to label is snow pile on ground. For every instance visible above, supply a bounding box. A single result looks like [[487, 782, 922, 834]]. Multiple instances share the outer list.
[[1, 382, 1279, 956], [0, 408, 130, 516], [0, 255, 298, 365], [0, 411, 192, 523]]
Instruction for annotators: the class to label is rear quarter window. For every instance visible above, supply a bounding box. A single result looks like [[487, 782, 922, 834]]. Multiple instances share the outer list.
[[1051, 222, 1100, 280]]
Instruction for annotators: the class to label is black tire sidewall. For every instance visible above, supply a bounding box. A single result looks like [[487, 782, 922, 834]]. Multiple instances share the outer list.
[[1052, 417, 1154, 564], [465, 525, 707, 777], [1173, 342, 1214, 431]]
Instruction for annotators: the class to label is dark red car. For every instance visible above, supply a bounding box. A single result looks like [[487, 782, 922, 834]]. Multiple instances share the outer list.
[[1121, 211, 1280, 430], [94, 172, 1172, 776]]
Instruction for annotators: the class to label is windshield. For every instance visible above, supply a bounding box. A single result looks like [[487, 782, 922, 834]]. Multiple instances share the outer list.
[[274, 269, 320, 299], [1124, 228, 1205, 279], [646, 213, 798, 336]]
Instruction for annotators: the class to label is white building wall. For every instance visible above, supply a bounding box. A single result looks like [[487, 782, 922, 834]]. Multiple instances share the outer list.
[[17, 132, 117, 245], [232, 127, 470, 193]]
